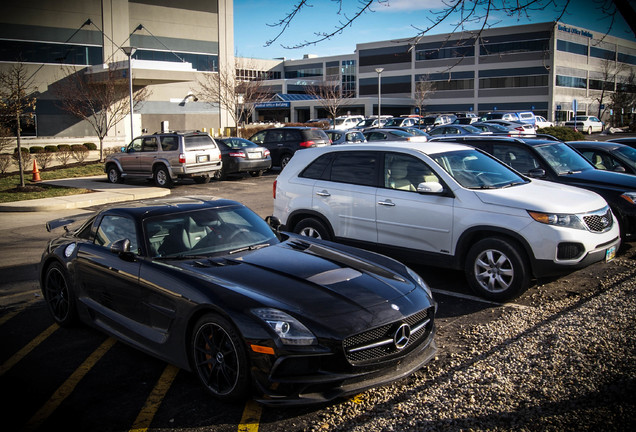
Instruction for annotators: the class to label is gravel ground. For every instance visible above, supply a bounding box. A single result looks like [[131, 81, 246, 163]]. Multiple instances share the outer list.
[[304, 248, 636, 432]]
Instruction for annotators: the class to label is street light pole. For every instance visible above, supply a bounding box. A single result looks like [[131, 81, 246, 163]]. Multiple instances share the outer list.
[[122, 46, 136, 139], [375, 68, 384, 127]]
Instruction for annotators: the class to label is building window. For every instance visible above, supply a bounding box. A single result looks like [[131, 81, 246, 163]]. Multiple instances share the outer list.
[[590, 47, 615, 60], [589, 79, 614, 91], [341, 60, 356, 97], [479, 75, 548, 89], [0, 39, 102, 65], [557, 40, 588, 56], [618, 51, 636, 65], [479, 38, 549, 55], [133, 49, 218, 71], [432, 79, 474, 91], [416, 45, 473, 61], [556, 75, 587, 89], [284, 67, 323, 78]]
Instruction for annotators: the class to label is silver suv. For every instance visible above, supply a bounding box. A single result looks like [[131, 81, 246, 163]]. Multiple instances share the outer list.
[[105, 131, 222, 187]]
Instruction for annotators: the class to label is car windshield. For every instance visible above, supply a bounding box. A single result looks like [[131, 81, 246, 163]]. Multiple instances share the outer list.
[[357, 119, 375, 127], [384, 118, 407, 126], [462, 125, 482, 134], [534, 143, 594, 174], [614, 146, 636, 169], [389, 129, 415, 137], [221, 138, 258, 149], [404, 128, 428, 136], [430, 149, 527, 189], [145, 205, 278, 258]]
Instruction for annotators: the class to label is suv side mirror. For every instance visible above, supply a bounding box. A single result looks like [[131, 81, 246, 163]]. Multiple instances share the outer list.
[[120, 146, 126, 152], [613, 166, 626, 173], [417, 182, 444, 194], [111, 238, 136, 261], [527, 168, 546, 178]]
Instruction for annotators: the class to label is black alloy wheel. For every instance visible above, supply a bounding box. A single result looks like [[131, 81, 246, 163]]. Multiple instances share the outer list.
[[191, 314, 250, 401], [43, 262, 78, 327], [280, 154, 292, 170]]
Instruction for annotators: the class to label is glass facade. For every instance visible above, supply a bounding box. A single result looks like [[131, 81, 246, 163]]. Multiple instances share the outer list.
[[480, 34, 550, 55], [341, 59, 356, 97], [0, 39, 102, 65], [557, 40, 588, 56], [556, 75, 587, 89]]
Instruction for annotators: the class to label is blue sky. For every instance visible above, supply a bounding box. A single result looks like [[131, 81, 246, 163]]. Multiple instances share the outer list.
[[233, 0, 635, 60]]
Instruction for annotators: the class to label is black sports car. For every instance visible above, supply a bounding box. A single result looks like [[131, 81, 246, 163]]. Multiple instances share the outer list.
[[39, 197, 437, 405]]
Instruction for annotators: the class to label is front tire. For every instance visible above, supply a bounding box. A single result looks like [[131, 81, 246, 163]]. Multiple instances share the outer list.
[[43, 262, 78, 327], [191, 313, 250, 401], [154, 166, 173, 188], [587, 126, 593, 135], [106, 165, 123, 184], [280, 154, 292, 170], [465, 237, 529, 301], [294, 218, 331, 241]]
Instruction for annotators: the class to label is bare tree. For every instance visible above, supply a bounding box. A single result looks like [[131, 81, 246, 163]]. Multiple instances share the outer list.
[[414, 75, 435, 117], [266, 1, 635, 50], [197, 59, 272, 135], [305, 75, 352, 124], [55, 65, 150, 161], [0, 63, 37, 187], [593, 58, 627, 120]]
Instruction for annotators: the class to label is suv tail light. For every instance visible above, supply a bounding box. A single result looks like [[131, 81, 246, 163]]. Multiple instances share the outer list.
[[179, 153, 186, 164], [273, 180, 277, 199], [299, 141, 315, 148]]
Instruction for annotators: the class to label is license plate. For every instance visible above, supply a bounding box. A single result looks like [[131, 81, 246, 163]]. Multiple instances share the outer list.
[[197, 155, 210, 163], [247, 151, 261, 159], [605, 245, 616, 262]]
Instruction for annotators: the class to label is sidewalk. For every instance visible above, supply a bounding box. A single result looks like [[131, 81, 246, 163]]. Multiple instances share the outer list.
[[0, 176, 171, 212]]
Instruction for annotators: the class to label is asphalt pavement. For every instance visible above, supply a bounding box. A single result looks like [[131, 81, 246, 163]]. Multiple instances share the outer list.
[[0, 176, 170, 213]]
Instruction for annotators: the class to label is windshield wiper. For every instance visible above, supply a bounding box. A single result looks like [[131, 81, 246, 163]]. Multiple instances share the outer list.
[[229, 243, 270, 255], [155, 254, 211, 260], [502, 181, 526, 188]]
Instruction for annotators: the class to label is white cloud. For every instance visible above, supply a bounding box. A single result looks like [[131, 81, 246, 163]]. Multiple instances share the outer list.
[[377, 0, 446, 12]]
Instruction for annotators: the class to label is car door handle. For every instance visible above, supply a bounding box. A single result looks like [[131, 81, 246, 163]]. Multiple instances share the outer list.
[[378, 200, 395, 206], [316, 190, 331, 197]]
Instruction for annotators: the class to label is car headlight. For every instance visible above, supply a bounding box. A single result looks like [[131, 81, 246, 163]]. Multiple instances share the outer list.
[[527, 211, 586, 230], [621, 192, 636, 205], [407, 267, 433, 299], [252, 308, 317, 346]]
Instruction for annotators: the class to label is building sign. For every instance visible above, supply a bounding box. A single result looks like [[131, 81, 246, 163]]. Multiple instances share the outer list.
[[255, 101, 291, 109], [557, 24, 593, 39]]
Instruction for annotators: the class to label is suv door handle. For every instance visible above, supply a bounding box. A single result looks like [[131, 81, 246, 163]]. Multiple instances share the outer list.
[[316, 190, 331, 197], [378, 200, 395, 206]]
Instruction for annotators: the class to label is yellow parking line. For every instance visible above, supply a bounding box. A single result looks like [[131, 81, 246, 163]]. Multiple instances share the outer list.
[[238, 399, 262, 432], [0, 307, 23, 326], [129, 364, 180, 432], [23, 337, 116, 432], [0, 323, 58, 376]]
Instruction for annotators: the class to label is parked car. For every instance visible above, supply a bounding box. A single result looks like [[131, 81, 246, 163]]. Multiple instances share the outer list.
[[354, 116, 393, 129], [607, 137, 636, 149], [325, 129, 367, 144], [248, 127, 330, 169], [483, 111, 536, 127], [105, 131, 222, 187], [430, 135, 636, 241], [273, 142, 620, 301], [427, 124, 490, 136], [567, 140, 636, 175], [383, 126, 431, 140], [534, 116, 554, 129], [419, 114, 457, 131], [564, 116, 604, 134], [215, 137, 272, 179], [363, 128, 429, 142], [452, 117, 478, 125], [483, 119, 536, 135], [333, 115, 365, 129], [383, 117, 419, 127], [40, 197, 437, 405], [471, 122, 516, 134]]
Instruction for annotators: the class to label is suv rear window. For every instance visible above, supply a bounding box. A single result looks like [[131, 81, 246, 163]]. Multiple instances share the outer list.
[[303, 129, 328, 141], [184, 135, 216, 149]]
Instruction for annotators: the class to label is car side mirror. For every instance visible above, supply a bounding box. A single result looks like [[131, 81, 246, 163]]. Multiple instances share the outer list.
[[613, 166, 626, 173], [417, 182, 444, 194], [111, 238, 135, 261], [265, 216, 281, 230], [120, 146, 126, 152], [527, 168, 546, 178]]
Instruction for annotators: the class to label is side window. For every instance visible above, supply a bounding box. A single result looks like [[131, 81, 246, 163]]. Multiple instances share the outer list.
[[300, 154, 334, 179], [284, 130, 301, 142], [250, 131, 267, 144], [94, 215, 139, 254], [385, 153, 439, 191], [128, 138, 143, 152], [492, 144, 540, 174], [141, 137, 158, 152], [266, 130, 285, 143], [161, 136, 178, 151], [330, 151, 378, 186]]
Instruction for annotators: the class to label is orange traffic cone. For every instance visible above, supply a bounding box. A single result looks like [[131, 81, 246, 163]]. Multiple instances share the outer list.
[[32, 160, 41, 182]]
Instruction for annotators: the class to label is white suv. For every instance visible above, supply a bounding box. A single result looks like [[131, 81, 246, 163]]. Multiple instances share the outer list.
[[272, 142, 621, 300]]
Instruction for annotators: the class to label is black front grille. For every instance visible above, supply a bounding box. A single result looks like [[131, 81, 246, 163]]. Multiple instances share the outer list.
[[557, 242, 584, 260], [583, 209, 613, 232], [342, 308, 433, 365]]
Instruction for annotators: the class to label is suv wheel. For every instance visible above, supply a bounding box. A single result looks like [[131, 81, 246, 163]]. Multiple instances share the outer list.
[[465, 237, 528, 301], [194, 175, 211, 184], [280, 154, 292, 170], [294, 218, 331, 241], [249, 170, 263, 177], [106, 165, 123, 184], [154, 166, 173, 188]]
